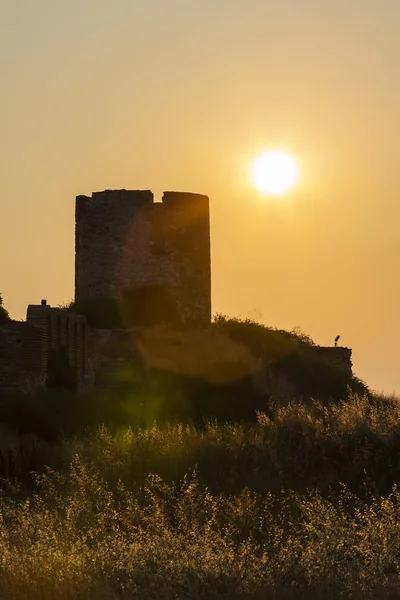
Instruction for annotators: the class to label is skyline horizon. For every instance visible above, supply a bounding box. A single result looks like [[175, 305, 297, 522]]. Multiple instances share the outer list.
[[1, 181, 391, 396]]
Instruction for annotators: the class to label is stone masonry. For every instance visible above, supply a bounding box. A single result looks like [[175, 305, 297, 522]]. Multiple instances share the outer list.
[[314, 346, 353, 376], [0, 322, 44, 394], [0, 301, 90, 394], [75, 190, 211, 326]]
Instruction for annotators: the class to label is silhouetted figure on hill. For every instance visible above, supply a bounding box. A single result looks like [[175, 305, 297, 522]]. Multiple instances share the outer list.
[[334, 335, 340, 347]]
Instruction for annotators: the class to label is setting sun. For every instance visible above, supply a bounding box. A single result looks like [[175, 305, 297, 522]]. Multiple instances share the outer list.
[[251, 150, 299, 196]]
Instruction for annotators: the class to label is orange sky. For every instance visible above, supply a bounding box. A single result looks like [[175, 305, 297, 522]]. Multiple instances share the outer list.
[[1, 0, 399, 392]]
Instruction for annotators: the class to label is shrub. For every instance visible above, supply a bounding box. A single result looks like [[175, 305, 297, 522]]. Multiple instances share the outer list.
[[67, 296, 123, 328], [0, 293, 11, 324], [213, 315, 368, 402], [69, 288, 181, 328]]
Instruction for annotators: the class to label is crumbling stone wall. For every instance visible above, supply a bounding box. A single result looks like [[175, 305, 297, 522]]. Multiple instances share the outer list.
[[0, 322, 45, 393], [75, 190, 211, 326], [0, 302, 91, 394], [314, 347, 353, 376], [26, 302, 90, 389]]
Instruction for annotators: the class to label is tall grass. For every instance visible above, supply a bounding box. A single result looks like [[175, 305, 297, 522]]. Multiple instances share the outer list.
[[2, 442, 400, 597], [0, 458, 400, 600], [1, 392, 399, 496], [1, 393, 400, 597]]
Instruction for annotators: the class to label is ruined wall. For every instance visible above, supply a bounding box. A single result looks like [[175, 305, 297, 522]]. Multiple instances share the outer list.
[[0, 302, 91, 394], [0, 323, 45, 394], [314, 347, 353, 376], [26, 302, 91, 390], [75, 189, 211, 325]]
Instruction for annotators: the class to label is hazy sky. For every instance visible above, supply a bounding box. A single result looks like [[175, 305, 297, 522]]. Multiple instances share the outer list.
[[1, 0, 399, 392]]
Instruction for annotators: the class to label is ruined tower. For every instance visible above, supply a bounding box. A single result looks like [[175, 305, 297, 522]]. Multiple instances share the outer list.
[[75, 190, 211, 326]]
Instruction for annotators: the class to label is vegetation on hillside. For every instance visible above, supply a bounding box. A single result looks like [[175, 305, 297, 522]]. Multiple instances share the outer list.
[[0, 393, 400, 598], [212, 315, 367, 401], [59, 306, 368, 411], [0, 311, 368, 439], [0, 293, 11, 324], [0, 308, 393, 597]]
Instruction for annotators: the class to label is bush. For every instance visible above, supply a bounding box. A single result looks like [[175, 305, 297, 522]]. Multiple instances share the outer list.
[[67, 296, 123, 328], [0, 293, 11, 324], [213, 315, 368, 402], [69, 288, 181, 328]]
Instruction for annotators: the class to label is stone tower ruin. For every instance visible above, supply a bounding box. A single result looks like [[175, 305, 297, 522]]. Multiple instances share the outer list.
[[75, 190, 211, 326]]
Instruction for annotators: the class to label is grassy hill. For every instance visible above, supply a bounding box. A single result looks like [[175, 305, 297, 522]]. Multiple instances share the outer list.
[[88, 315, 367, 426], [1, 314, 396, 599], [0, 315, 367, 440]]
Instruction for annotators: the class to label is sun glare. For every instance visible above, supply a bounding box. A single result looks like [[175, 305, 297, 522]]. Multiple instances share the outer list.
[[251, 150, 299, 196]]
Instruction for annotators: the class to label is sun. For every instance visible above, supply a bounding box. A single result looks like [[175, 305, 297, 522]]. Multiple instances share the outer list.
[[251, 150, 299, 196]]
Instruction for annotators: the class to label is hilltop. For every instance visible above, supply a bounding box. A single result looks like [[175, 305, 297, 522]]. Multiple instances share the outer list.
[[0, 311, 367, 439], [1, 307, 400, 599]]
